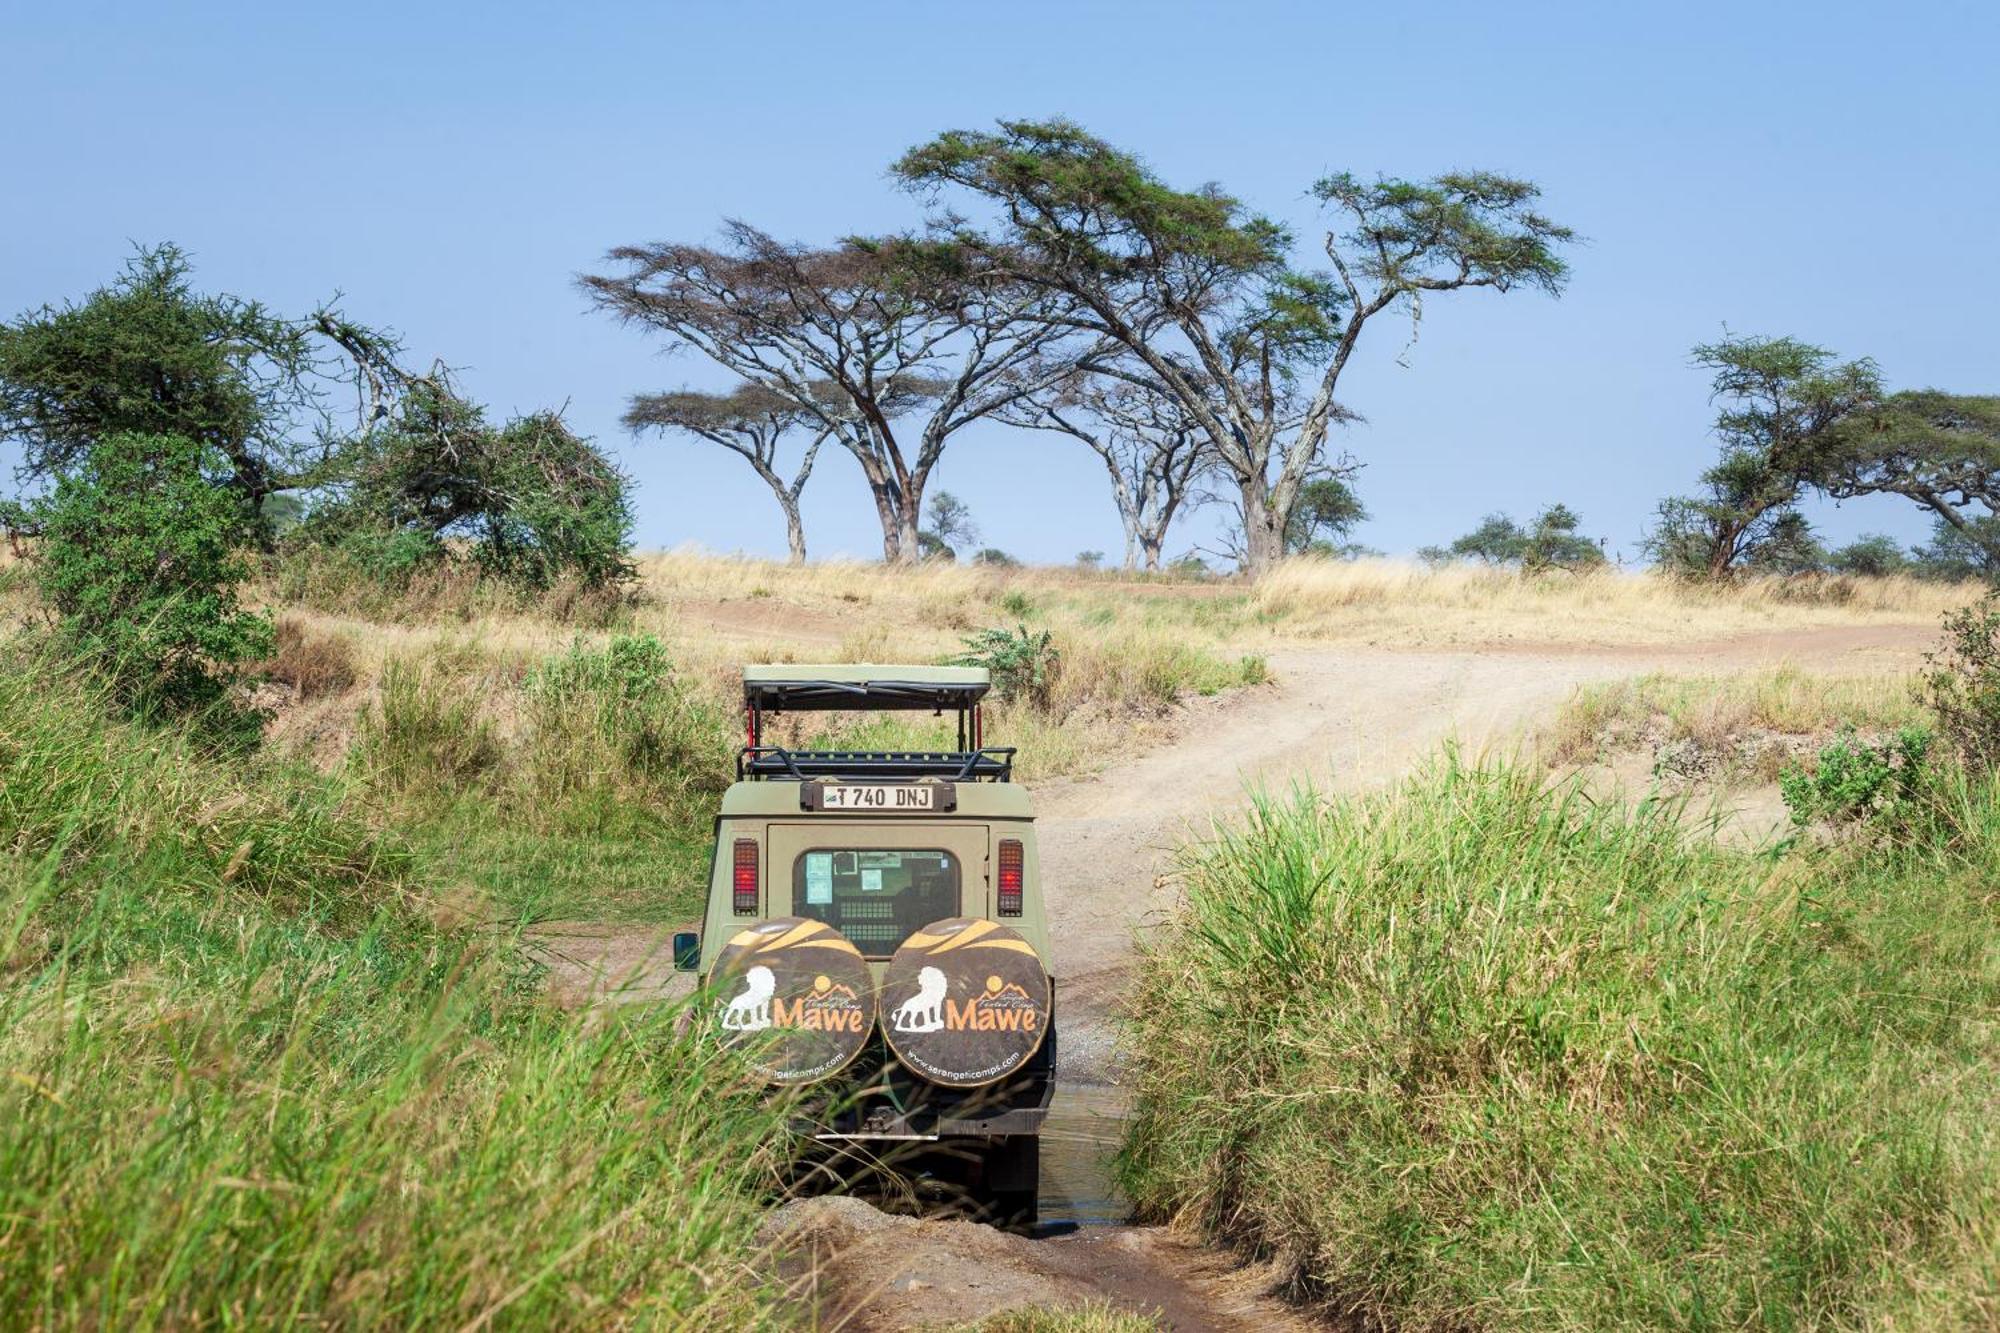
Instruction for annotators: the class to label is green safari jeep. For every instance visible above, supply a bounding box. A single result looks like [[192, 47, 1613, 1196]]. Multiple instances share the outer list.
[[674, 665, 1054, 1223]]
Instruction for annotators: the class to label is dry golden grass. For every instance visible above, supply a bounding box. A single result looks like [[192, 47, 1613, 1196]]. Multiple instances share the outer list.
[[1251, 557, 1975, 645], [243, 549, 1976, 787], [252, 548, 1976, 677], [1540, 666, 1928, 768]]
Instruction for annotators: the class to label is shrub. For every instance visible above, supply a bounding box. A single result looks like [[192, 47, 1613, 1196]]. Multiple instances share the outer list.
[[29, 431, 272, 715], [1923, 589, 2000, 771], [954, 625, 1059, 710], [328, 524, 446, 588], [310, 380, 635, 593], [1778, 726, 1932, 827]]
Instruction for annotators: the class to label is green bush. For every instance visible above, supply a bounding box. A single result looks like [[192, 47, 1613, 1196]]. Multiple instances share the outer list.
[[313, 382, 634, 593], [331, 524, 447, 588], [1924, 589, 2000, 771], [1778, 725, 1932, 828], [28, 431, 272, 716], [954, 624, 1060, 710], [1120, 757, 2000, 1329]]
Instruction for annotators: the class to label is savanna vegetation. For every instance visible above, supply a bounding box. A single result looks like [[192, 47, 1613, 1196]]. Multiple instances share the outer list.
[[1118, 595, 2000, 1329], [0, 649, 797, 1328], [1121, 756, 2000, 1329], [3, 110, 1998, 1332]]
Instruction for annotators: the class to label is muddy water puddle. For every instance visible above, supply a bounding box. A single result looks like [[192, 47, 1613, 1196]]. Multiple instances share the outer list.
[[1034, 1082, 1133, 1233]]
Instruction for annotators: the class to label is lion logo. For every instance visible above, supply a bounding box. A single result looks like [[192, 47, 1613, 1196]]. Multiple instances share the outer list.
[[889, 964, 948, 1033], [720, 964, 775, 1031]]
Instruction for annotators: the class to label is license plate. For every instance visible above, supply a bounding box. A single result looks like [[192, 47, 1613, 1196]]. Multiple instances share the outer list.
[[819, 784, 936, 811]]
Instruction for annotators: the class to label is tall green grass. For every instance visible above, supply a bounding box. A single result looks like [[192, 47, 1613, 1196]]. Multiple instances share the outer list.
[[0, 651, 792, 1327], [355, 634, 734, 920], [1119, 756, 2000, 1329]]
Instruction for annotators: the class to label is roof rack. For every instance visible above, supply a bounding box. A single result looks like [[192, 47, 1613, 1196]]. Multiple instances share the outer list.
[[737, 746, 1015, 782], [738, 665, 1010, 784]]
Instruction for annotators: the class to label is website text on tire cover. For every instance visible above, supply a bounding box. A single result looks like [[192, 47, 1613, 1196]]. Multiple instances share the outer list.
[[675, 664, 1053, 1224]]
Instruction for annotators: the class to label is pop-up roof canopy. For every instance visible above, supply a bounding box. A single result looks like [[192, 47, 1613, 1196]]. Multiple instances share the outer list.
[[742, 664, 991, 713], [737, 665, 1010, 782]]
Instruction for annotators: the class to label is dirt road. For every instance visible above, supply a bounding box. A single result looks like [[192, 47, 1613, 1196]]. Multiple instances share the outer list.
[[538, 624, 1931, 1330]]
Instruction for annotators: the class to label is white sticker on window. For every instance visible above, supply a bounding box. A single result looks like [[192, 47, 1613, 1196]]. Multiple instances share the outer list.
[[861, 867, 884, 892], [805, 853, 833, 905]]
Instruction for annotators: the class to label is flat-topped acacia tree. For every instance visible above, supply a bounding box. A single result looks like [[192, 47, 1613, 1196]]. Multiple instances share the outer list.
[[625, 383, 830, 564], [893, 119, 1576, 573], [582, 222, 1081, 563]]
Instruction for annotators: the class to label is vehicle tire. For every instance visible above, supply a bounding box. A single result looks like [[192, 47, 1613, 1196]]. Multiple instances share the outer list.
[[980, 1135, 1039, 1227]]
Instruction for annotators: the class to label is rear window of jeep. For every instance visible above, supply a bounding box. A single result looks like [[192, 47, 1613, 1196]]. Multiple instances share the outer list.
[[793, 849, 960, 957]]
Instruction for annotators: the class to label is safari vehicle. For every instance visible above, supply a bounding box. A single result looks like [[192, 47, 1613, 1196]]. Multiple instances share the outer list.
[[672, 665, 1054, 1223]]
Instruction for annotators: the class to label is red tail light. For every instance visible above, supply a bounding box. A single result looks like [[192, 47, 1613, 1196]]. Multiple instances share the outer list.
[[997, 839, 1023, 917], [732, 838, 758, 915]]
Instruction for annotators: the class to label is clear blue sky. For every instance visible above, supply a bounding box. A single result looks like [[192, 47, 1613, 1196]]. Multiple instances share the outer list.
[[4, 1, 1995, 564]]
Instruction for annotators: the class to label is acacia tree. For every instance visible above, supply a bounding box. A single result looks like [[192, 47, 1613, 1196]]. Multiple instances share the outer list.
[[313, 372, 634, 590], [1644, 336, 1880, 579], [892, 119, 1574, 574], [1422, 503, 1603, 571], [997, 367, 1212, 570], [581, 223, 1079, 563], [0, 244, 403, 538], [626, 383, 827, 563], [1818, 390, 2000, 564]]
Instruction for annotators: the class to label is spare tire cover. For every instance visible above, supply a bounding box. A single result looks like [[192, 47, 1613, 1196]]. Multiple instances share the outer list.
[[706, 916, 876, 1085], [880, 917, 1052, 1088]]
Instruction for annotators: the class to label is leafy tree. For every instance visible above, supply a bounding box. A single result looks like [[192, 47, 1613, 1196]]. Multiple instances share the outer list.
[[919, 490, 979, 561], [1427, 513, 1526, 565], [29, 432, 272, 714], [1818, 390, 2000, 565], [894, 119, 1573, 573], [314, 376, 633, 590], [1738, 511, 1829, 575], [971, 547, 1018, 567], [582, 224, 1078, 563], [1075, 550, 1104, 570], [625, 383, 826, 563], [1648, 334, 1999, 578], [1517, 504, 1606, 572], [1826, 533, 1910, 577], [1286, 477, 1369, 556], [1911, 515, 2000, 582], [0, 244, 397, 537], [1644, 336, 1879, 579], [1425, 504, 1603, 571]]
